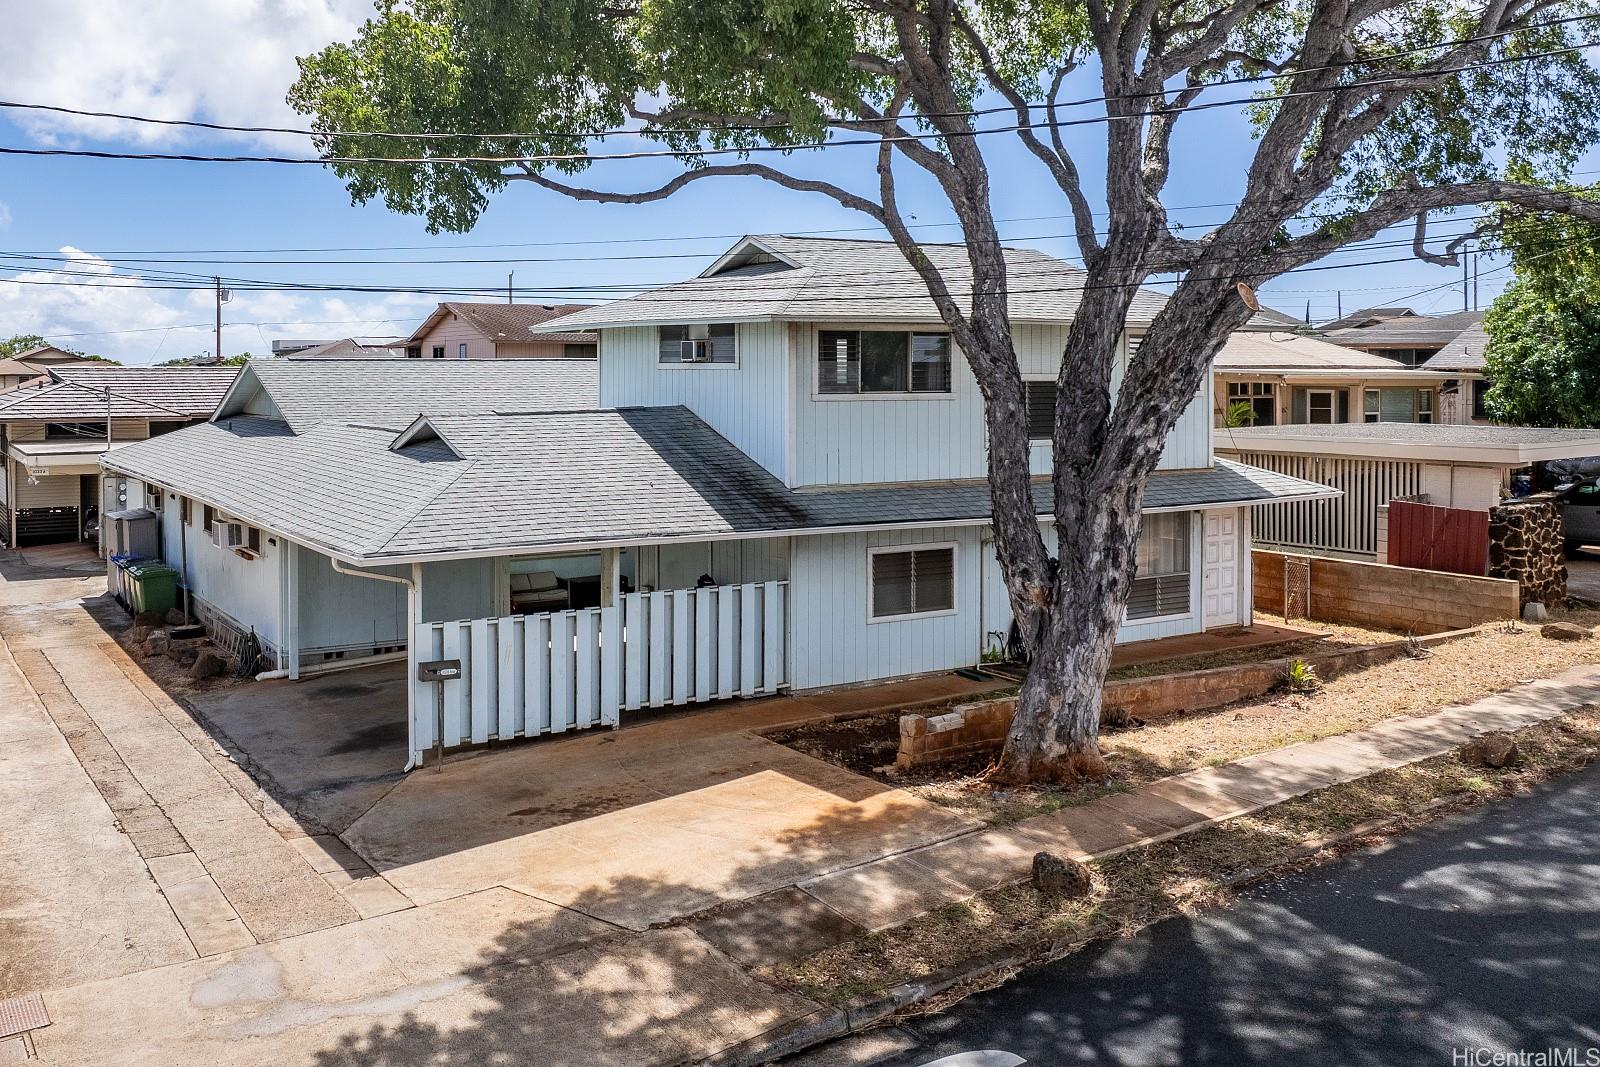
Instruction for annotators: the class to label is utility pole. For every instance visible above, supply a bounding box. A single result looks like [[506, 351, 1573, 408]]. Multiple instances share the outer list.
[[1336, 291, 1342, 320], [1462, 254, 1469, 312], [508, 272, 514, 304], [1473, 251, 1480, 311], [213, 277, 232, 363]]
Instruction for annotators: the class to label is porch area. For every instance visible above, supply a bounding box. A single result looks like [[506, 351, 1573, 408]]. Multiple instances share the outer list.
[[403, 537, 794, 765]]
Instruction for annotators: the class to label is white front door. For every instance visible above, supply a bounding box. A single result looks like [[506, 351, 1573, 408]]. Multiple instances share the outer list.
[[1202, 509, 1240, 628]]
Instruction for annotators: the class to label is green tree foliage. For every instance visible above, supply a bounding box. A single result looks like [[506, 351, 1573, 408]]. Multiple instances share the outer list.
[[1484, 178, 1600, 426], [0, 334, 48, 358]]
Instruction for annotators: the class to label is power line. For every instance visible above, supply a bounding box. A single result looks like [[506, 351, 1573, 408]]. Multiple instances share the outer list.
[[3, 15, 1590, 142], [0, 215, 1518, 301], [0, 210, 1503, 269], [2, 41, 1593, 167]]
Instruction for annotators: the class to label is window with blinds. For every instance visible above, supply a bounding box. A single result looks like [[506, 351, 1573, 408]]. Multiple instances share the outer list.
[[1024, 380, 1055, 440], [658, 323, 737, 364], [818, 330, 952, 394], [870, 546, 956, 619], [1127, 512, 1190, 620]]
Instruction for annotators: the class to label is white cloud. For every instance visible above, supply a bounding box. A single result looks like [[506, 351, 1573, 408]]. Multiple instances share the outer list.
[[0, 1, 373, 151], [0, 247, 435, 363], [0, 201, 11, 229]]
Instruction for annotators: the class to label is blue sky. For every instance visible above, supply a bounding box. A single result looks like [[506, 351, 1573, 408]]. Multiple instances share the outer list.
[[0, 1, 1590, 364]]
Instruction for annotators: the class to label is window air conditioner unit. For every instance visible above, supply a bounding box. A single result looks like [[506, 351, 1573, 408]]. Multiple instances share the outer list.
[[680, 338, 711, 363], [211, 520, 246, 550]]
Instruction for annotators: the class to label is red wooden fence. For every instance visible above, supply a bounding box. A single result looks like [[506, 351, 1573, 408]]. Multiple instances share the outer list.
[[1388, 499, 1490, 576]]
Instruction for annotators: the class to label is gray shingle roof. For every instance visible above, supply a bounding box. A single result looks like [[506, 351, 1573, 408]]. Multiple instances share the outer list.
[[105, 405, 1333, 563], [1418, 322, 1490, 372], [227, 357, 600, 433], [287, 338, 408, 360], [408, 302, 600, 345], [539, 235, 1178, 330], [0, 366, 239, 422], [1324, 310, 1483, 349]]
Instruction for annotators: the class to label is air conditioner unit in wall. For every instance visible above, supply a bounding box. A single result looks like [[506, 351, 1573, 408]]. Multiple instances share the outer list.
[[680, 338, 711, 363], [210, 520, 246, 550]]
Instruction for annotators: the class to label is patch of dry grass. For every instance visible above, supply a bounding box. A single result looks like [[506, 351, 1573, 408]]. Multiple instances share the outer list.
[[770, 709, 1600, 1005], [1104, 614, 1402, 681]]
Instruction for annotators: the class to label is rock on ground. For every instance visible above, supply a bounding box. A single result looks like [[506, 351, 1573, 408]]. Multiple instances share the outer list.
[[1032, 852, 1092, 899], [1541, 622, 1593, 642]]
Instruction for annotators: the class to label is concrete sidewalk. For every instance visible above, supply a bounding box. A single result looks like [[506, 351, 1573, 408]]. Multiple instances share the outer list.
[[22, 663, 1600, 1065]]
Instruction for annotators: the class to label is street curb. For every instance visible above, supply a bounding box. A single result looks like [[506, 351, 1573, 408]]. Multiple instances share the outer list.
[[703, 737, 1585, 1066]]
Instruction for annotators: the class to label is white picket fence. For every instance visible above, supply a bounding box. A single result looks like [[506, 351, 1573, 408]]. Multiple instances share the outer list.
[[411, 581, 789, 755]]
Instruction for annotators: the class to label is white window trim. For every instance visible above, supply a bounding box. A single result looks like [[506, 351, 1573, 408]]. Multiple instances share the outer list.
[[1306, 387, 1338, 424], [1122, 514, 1196, 626], [866, 541, 959, 624], [656, 324, 741, 370], [810, 325, 958, 401]]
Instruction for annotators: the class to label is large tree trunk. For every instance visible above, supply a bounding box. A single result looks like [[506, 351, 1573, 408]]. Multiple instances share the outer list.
[[990, 481, 1140, 784]]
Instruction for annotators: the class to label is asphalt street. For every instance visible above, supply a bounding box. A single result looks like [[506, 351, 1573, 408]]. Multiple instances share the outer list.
[[833, 761, 1600, 1067]]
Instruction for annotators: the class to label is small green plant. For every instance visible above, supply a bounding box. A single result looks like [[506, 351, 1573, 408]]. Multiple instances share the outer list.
[[1285, 658, 1320, 693], [1224, 399, 1259, 428]]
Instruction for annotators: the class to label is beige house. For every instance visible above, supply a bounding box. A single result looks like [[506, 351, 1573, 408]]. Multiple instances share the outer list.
[[0, 345, 96, 393], [0, 365, 237, 547], [402, 302, 598, 360], [1214, 331, 1451, 428]]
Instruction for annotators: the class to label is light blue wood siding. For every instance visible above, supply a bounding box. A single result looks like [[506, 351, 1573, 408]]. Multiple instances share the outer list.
[[975, 517, 1208, 660], [294, 548, 409, 654], [792, 324, 1212, 488], [598, 322, 792, 480], [789, 525, 984, 689]]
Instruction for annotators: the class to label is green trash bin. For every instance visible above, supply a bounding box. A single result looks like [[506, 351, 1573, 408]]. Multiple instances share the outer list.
[[126, 561, 179, 617]]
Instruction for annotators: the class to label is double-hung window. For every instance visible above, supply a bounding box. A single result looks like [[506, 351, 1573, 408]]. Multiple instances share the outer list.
[[817, 330, 952, 394], [869, 545, 956, 620], [658, 323, 736, 365], [1127, 513, 1190, 620]]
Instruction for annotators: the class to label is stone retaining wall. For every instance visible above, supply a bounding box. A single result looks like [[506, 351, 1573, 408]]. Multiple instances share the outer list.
[[1488, 498, 1567, 609], [896, 627, 1479, 770], [1253, 549, 1519, 633]]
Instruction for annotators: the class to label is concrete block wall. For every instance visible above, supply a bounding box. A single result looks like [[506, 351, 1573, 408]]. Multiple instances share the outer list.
[[1252, 549, 1518, 633], [896, 627, 1481, 770]]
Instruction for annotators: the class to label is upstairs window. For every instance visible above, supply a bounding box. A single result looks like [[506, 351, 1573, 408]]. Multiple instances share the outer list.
[[817, 330, 951, 394], [44, 422, 105, 440], [1024, 381, 1055, 440], [1128, 512, 1190, 620], [870, 545, 956, 620], [659, 323, 736, 365], [430, 345, 445, 359], [1472, 379, 1490, 419]]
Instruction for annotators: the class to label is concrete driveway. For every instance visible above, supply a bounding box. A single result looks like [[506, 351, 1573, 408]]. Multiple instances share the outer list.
[[1566, 548, 1600, 602], [196, 662, 981, 930]]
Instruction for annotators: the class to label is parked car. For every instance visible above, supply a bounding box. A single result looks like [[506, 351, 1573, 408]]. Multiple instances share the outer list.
[[1557, 479, 1600, 554], [1539, 455, 1600, 491]]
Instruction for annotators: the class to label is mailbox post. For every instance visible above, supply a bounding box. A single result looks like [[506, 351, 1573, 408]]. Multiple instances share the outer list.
[[416, 659, 461, 768]]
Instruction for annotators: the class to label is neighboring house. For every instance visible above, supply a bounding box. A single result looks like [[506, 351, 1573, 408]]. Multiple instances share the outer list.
[[286, 338, 409, 360], [1418, 321, 1492, 425], [103, 237, 1332, 770], [0, 345, 98, 393], [1218, 423, 1600, 558], [401, 302, 599, 360], [270, 337, 405, 358], [0, 365, 238, 547], [1214, 331, 1452, 428]]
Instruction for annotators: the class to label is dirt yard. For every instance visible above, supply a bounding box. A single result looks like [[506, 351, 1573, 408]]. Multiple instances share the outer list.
[[769, 607, 1600, 826]]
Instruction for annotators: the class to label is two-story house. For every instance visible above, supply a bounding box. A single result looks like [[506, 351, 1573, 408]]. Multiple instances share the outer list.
[[1213, 330, 1452, 427], [1, 364, 237, 547], [102, 237, 1329, 770], [401, 302, 599, 360]]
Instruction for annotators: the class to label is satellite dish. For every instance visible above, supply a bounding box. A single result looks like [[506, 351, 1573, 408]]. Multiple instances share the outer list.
[[1236, 281, 1261, 312]]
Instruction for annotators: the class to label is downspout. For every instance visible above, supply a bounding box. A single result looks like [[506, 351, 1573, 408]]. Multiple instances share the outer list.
[[329, 557, 423, 771]]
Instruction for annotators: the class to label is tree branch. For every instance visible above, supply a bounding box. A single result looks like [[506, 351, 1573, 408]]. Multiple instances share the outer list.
[[511, 163, 886, 222]]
